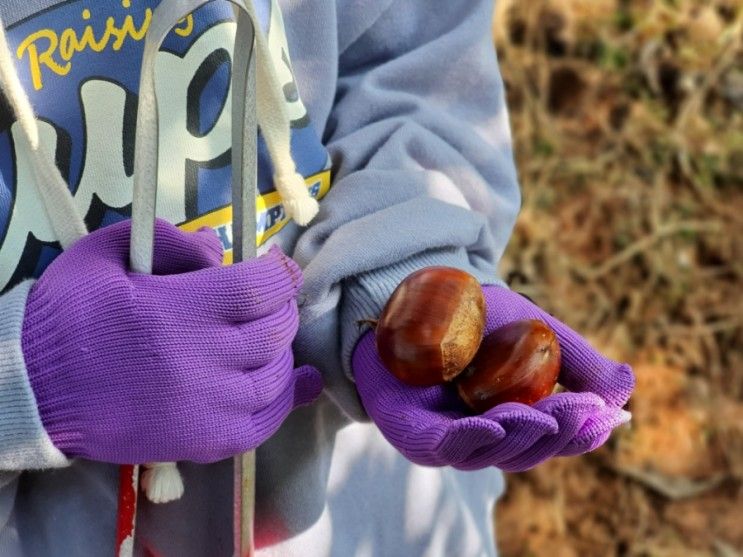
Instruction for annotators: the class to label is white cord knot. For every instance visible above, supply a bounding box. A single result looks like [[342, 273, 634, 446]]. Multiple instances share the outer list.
[[275, 172, 319, 225], [141, 462, 184, 504]]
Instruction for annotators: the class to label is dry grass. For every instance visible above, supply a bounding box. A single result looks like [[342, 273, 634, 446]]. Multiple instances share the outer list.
[[493, 1, 743, 555]]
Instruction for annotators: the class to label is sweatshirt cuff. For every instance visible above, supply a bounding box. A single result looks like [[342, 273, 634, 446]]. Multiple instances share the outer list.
[[0, 280, 70, 470], [340, 247, 505, 382]]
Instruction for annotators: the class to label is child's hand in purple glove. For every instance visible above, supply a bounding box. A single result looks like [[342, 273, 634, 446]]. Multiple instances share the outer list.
[[21, 219, 323, 465], [352, 284, 634, 472]]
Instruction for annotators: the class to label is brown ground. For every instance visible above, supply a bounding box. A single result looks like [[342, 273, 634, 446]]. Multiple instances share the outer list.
[[492, 1, 743, 555]]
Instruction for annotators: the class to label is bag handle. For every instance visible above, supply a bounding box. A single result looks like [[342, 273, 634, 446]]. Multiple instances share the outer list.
[[130, 0, 258, 273]]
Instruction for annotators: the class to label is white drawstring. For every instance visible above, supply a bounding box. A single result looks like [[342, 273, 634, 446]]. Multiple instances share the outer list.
[[0, 18, 88, 249], [242, 0, 318, 225], [0, 24, 37, 148]]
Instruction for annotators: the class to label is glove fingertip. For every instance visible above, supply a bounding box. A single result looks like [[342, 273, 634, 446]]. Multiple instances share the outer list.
[[609, 363, 636, 407], [533, 391, 605, 416], [292, 365, 323, 407], [195, 225, 224, 251], [559, 352, 636, 408], [558, 408, 631, 457], [483, 403, 559, 435], [617, 409, 632, 425], [559, 430, 612, 457], [256, 246, 303, 295]]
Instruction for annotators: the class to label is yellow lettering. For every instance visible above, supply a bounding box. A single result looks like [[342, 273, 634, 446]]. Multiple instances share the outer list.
[[80, 19, 111, 53], [174, 14, 194, 37], [14, 6, 153, 90], [16, 30, 70, 90], [58, 28, 78, 61], [130, 9, 151, 41], [108, 16, 128, 51], [113, 9, 151, 49]]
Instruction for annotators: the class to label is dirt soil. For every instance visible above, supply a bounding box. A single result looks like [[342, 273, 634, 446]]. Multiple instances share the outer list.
[[492, 1, 743, 555]]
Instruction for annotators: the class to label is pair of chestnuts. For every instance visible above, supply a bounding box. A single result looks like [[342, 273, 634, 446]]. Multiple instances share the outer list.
[[374, 267, 561, 412]]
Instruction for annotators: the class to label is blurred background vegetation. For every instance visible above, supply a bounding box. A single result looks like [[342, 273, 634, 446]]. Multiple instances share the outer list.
[[492, 1, 742, 555]]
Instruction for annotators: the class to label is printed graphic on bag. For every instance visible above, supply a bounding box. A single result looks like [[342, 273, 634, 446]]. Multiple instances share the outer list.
[[0, 0, 331, 291]]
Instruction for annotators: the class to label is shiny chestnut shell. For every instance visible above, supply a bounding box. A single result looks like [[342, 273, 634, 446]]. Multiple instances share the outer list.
[[456, 319, 561, 412], [376, 267, 486, 386]]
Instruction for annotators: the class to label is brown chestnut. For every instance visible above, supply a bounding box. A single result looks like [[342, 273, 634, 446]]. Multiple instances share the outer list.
[[456, 319, 560, 412], [376, 267, 486, 386]]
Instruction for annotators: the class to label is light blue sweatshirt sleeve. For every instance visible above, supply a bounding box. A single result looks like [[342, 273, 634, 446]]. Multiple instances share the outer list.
[[293, 0, 521, 420]]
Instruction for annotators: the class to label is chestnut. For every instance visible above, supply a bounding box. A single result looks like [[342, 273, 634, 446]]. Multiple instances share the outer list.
[[456, 319, 560, 412], [375, 267, 486, 386]]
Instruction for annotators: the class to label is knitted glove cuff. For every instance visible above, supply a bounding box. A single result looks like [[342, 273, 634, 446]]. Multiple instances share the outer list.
[[0, 280, 70, 469]]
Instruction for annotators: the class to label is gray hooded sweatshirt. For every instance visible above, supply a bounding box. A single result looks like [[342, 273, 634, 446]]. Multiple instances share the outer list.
[[0, 0, 520, 555]]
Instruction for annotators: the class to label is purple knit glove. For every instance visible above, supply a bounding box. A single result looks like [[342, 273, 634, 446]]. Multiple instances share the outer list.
[[353, 284, 634, 472], [21, 219, 322, 464]]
